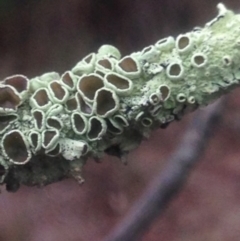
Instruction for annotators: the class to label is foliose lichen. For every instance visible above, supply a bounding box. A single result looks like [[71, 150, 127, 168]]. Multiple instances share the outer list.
[[0, 3, 239, 191]]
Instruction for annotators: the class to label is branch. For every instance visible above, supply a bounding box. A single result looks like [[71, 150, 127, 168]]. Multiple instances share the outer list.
[[0, 3, 238, 191], [102, 99, 223, 241]]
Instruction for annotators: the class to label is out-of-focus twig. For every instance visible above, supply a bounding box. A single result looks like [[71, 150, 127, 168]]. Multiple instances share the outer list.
[[103, 99, 224, 241]]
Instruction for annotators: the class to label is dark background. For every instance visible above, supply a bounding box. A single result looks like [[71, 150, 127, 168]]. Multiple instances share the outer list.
[[1, 1, 240, 240]]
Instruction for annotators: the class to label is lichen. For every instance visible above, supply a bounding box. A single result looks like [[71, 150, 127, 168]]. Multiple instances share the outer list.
[[0, 3, 239, 191]]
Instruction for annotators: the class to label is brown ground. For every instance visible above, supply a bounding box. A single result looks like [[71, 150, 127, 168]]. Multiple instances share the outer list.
[[0, 1, 240, 240]]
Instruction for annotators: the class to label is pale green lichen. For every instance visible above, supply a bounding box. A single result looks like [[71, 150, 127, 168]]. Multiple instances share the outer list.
[[0, 3, 239, 191]]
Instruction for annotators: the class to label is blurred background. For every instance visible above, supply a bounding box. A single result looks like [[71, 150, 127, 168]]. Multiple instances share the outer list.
[[0, 0, 240, 240]]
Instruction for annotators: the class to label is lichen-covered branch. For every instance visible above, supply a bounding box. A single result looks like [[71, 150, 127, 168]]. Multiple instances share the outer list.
[[0, 4, 238, 191]]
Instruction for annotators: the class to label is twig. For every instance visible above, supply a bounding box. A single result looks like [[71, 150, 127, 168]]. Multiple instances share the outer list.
[[103, 99, 223, 241]]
